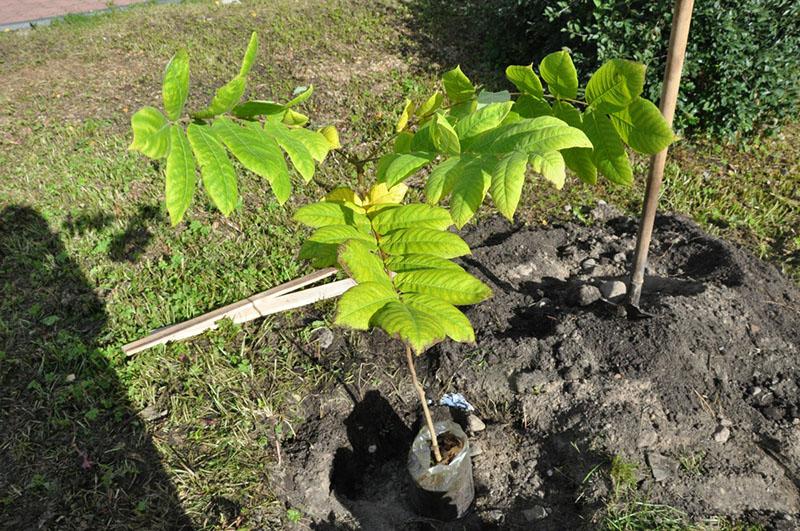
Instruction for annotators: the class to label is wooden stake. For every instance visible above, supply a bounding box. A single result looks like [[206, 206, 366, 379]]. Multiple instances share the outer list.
[[405, 343, 443, 464], [122, 268, 352, 356], [628, 0, 694, 307]]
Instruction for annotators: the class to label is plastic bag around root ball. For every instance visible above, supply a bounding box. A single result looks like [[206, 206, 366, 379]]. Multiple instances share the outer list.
[[407, 420, 474, 520]]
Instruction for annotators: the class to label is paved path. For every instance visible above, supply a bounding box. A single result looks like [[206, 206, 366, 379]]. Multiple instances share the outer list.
[[0, 0, 149, 28]]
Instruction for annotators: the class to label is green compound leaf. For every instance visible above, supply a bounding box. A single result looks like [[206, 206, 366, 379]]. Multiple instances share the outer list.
[[380, 228, 470, 259], [563, 148, 597, 185], [282, 109, 309, 126], [455, 101, 514, 146], [162, 49, 190, 121], [530, 150, 566, 189], [610, 97, 674, 155], [212, 118, 291, 204], [385, 254, 466, 273], [450, 161, 491, 228], [338, 240, 392, 287], [582, 110, 633, 186], [293, 201, 370, 231], [394, 269, 492, 305], [286, 85, 313, 108], [416, 91, 443, 117], [288, 127, 332, 162], [376, 152, 435, 187], [335, 281, 398, 330], [488, 151, 528, 221], [232, 100, 286, 119], [431, 113, 461, 155], [193, 75, 246, 119], [403, 293, 475, 343], [441, 65, 475, 103], [164, 125, 196, 225], [186, 123, 238, 215], [129, 106, 170, 159], [371, 300, 445, 354], [239, 31, 259, 77], [396, 98, 414, 133], [482, 116, 592, 154], [539, 50, 579, 100], [372, 204, 453, 234], [299, 224, 377, 268], [511, 95, 552, 120], [424, 156, 464, 204], [319, 125, 341, 149], [505, 64, 544, 97], [552, 101, 597, 184], [264, 121, 315, 182], [586, 59, 646, 114]]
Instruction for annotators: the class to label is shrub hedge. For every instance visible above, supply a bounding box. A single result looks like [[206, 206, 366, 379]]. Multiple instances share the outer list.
[[479, 0, 800, 139]]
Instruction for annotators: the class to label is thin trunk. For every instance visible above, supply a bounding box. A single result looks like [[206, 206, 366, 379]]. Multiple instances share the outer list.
[[405, 343, 443, 464]]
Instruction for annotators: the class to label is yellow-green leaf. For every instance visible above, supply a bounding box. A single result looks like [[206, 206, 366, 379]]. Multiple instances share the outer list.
[[371, 301, 445, 354], [380, 228, 470, 258], [442, 65, 475, 104], [431, 113, 460, 155], [338, 240, 391, 286], [488, 151, 528, 220], [239, 31, 259, 77], [403, 293, 475, 343], [165, 125, 196, 225], [586, 59, 646, 114], [293, 201, 370, 230], [530, 151, 566, 189], [582, 110, 633, 186], [335, 282, 398, 330], [212, 118, 291, 203], [394, 269, 492, 305], [372, 204, 453, 234], [610, 97, 674, 155], [539, 51, 578, 100], [162, 49, 189, 120], [129, 106, 170, 159], [396, 98, 414, 133], [186, 123, 238, 215], [505, 64, 544, 97]]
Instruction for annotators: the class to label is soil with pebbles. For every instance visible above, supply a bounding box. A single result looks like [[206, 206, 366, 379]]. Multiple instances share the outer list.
[[275, 210, 800, 530]]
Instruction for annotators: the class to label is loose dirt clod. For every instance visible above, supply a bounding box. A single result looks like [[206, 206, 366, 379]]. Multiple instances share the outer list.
[[277, 214, 800, 530]]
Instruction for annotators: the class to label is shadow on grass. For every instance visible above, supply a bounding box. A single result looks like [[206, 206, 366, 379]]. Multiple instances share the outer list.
[[0, 206, 191, 529]]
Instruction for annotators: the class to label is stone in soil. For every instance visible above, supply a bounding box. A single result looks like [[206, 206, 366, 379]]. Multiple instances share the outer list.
[[276, 214, 800, 530]]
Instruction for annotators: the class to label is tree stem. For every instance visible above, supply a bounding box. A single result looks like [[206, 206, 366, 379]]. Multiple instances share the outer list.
[[404, 343, 443, 464]]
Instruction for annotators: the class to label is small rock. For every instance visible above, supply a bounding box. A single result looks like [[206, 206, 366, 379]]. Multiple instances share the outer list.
[[647, 452, 677, 482], [567, 284, 601, 307], [310, 327, 334, 349], [470, 443, 483, 457], [564, 366, 582, 381], [764, 406, 785, 421], [581, 258, 597, 271], [140, 404, 168, 422], [599, 280, 627, 302], [719, 417, 733, 427], [467, 415, 486, 433], [65, 373, 76, 383], [522, 505, 548, 522], [613, 252, 627, 263], [368, 444, 377, 454], [713, 425, 731, 444], [751, 386, 762, 397], [637, 430, 659, 448]]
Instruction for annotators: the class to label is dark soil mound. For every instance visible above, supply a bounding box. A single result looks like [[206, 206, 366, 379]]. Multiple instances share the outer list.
[[276, 212, 800, 530]]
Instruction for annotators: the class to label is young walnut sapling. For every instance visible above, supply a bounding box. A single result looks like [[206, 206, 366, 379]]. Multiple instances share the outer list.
[[129, 34, 674, 463]]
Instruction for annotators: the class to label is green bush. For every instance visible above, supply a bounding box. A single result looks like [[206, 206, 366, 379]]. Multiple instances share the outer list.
[[475, 0, 800, 139]]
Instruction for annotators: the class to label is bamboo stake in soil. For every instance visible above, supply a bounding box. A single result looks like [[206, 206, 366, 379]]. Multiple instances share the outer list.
[[628, 0, 694, 307], [405, 343, 443, 464]]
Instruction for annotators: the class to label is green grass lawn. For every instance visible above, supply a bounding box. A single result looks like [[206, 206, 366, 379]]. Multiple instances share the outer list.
[[0, 0, 797, 528]]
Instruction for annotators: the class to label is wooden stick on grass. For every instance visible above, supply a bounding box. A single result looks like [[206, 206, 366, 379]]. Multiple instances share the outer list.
[[122, 268, 352, 356], [405, 343, 443, 464]]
